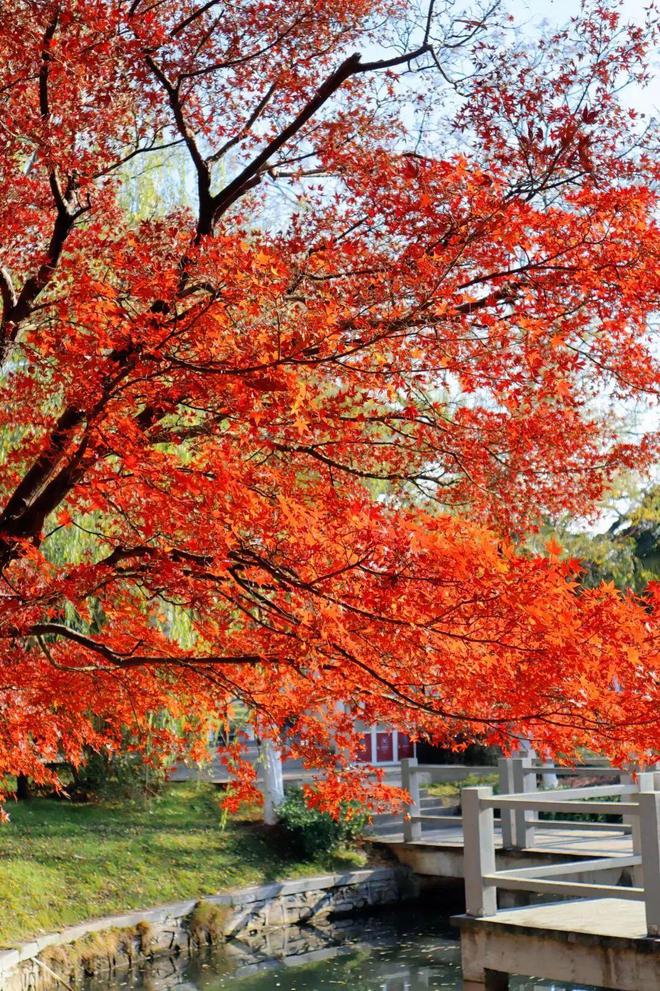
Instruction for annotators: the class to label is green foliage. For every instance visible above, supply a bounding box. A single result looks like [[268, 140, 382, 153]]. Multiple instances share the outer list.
[[68, 709, 195, 801], [538, 789, 622, 824], [427, 773, 499, 805], [72, 747, 169, 800], [117, 145, 196, 219], [528, 482, 660, 594], [277, 787, 368, 858]]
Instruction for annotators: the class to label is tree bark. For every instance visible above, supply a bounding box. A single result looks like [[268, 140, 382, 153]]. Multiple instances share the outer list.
[[259, 738, 285, 825], [16, 774, 30, 800]]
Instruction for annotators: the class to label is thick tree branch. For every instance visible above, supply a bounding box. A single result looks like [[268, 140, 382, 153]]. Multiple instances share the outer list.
[[0, 408, 85, 534], [30, 623, 270, 668], [209, 44, 432, 226], [149, 39, 433, 240], [0, 7, 88, 361], [99, 544, 213, 569], [145, 54, 213, 237], [170, 0, 224, 38]]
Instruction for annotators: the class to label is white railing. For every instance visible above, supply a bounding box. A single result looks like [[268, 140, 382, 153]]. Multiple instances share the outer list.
[[400, 758, 499, 842], [399, 755, 647, 847], [461, 772, 660, 937]]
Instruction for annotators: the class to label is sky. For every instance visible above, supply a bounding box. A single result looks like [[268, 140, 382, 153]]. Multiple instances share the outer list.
[[518, 0, 657, 116], [519, 0, 650, 31]]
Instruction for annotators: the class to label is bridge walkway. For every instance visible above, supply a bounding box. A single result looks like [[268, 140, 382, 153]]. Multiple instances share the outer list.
[[372, 822, 632, 859]]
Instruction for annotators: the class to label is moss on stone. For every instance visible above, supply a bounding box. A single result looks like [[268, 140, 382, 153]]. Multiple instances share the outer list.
[[189, 901, 231, 945], [39, 926, 138, 980]]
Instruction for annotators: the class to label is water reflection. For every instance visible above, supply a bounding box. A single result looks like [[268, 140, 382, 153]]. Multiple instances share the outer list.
[[99, 907, 599, 991]]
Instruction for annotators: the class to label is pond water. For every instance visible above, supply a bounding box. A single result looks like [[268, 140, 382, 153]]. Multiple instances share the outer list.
[[109, 905, 600, 991]]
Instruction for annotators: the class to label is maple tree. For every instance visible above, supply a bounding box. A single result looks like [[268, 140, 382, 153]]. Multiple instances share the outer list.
[[0, 0, 658, 815]]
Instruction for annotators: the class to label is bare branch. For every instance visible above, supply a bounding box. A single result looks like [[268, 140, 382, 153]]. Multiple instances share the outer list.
[[92, 136, 185, 179], [170, 0, 223, 38], [208, 80, 279, 163]]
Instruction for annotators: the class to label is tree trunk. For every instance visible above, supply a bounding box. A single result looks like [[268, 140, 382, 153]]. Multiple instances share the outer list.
[[16, 774, 30, 800], [259, 738, 285, 825]]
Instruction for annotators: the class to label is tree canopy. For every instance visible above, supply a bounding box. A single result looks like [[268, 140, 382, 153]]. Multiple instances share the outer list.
[[0, 0, 658, 813]]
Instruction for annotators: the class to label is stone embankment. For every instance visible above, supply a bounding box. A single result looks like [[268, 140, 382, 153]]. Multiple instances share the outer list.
[[0, 867, 417, 991]]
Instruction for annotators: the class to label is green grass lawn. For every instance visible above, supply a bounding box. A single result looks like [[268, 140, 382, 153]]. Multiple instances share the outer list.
[[0, 782, 367, 949]]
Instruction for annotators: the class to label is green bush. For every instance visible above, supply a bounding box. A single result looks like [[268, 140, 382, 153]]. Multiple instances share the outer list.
[[71, 746, 170, 800], [277, 787, 368, 858], [539, 790, 621, 824]]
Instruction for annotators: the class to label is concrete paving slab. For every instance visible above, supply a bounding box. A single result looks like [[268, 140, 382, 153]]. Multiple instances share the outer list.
[[482, 897, 650, 940]]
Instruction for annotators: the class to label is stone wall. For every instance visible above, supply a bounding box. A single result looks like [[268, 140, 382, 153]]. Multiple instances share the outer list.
[[0, 867, 417, 991]]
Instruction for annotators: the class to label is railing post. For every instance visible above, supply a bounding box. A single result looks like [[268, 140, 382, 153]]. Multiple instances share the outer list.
[[622, 770, 634, 834], [631, 771, 655, 887], [540, 757, 558, 789], [401, 757, 422, 842], [638, 790, 660, 936], [512, 754, 536, 850], [498, 757, 515, 849], [462, 786, 498, 917]]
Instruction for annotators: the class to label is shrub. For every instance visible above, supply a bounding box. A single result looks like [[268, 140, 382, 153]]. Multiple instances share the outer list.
[[71, 746, 170, 800], [277, 787, 368, 858]]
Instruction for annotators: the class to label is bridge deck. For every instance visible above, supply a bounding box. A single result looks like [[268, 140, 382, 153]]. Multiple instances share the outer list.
[[373, 823, 632, 858], [454, 898, 660, 990], [468, 896, 649, 939]]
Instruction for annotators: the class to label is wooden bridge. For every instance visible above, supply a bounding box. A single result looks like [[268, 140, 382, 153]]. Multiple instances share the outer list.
[[373, 757, 660, 990]]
